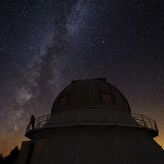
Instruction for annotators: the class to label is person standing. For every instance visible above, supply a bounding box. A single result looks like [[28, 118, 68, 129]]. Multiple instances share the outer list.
[[30, 115, 35, 130]]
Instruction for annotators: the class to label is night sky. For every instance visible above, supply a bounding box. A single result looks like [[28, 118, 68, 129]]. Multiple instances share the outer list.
[[0, 0, 164, 155]]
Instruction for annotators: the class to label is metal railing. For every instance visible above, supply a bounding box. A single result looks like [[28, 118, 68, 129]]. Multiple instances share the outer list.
[[25, 110, 158, 137]]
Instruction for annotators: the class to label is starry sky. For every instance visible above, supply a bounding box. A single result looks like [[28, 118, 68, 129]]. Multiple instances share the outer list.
[[0, 0, 164, 155]]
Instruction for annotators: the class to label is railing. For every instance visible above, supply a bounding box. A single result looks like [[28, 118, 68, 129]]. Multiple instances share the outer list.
[[133, 113, 158, 131], [25, 110, 158, 137], [25, 114, 51, 134]]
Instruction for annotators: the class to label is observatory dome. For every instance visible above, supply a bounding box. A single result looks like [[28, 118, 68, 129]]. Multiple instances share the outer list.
[[51, 79, 131, 114]]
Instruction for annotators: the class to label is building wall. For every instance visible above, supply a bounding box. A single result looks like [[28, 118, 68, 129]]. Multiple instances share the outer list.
[[29, 126, 164, 164], [15, 141, 33, 164]]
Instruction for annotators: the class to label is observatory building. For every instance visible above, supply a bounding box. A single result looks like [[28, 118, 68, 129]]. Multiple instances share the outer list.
[[16, 79, 164, 164]]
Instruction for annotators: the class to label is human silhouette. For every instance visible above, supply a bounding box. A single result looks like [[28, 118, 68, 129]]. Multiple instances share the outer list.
[[30, 115, 35, 130]]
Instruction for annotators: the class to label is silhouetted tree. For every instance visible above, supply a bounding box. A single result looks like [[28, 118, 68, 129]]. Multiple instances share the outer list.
[[3, 146, 19, 164], [0, 153, 4, 163]]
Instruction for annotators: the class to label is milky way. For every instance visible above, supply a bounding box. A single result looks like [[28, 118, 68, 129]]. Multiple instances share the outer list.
[[0, 0, 164, 155]]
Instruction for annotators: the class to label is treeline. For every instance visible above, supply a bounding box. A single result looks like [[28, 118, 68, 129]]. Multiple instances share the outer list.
[[0, 146, 19, 164]]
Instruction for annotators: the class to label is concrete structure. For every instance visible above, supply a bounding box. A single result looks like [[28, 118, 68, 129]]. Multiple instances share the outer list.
[[16, 79, 164, 164]]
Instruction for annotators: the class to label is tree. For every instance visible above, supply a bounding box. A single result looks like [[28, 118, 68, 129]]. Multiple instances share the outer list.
[[4, 146, 19, 164], [0, 153, 4, 163]]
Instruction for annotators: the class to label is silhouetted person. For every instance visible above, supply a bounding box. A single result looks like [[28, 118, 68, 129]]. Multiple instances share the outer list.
[[30, 115, 35, 130]]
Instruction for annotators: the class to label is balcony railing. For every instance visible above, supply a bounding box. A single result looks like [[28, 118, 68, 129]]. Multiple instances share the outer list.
[[25, 110, 158, 138]]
